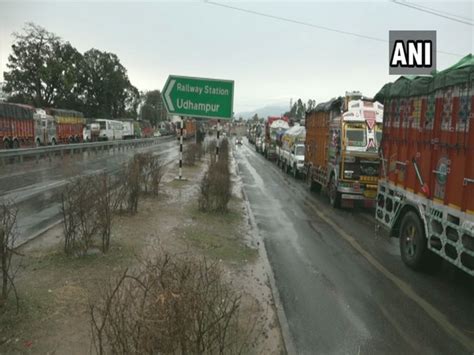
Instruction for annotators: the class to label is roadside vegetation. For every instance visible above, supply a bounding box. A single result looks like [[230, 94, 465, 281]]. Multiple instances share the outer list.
[[0, 201, 19, 312], [199, 139, 232, 213], [91, 253, 257, 354], [61, 153, 164, 256]]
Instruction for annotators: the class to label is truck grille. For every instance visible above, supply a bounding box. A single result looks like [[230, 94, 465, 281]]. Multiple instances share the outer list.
[[344, 158, 379, 180]]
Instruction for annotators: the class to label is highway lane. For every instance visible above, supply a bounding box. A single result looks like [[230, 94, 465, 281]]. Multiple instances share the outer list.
[[235, 139, 474, 355], [0, 137, 179, 245]]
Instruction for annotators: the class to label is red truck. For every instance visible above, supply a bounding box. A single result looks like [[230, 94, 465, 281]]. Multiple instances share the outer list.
[[375, 54, 474, 275], [0, 102, 36, 149]]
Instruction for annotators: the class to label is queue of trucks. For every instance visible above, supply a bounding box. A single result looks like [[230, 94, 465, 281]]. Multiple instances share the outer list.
[[247, 54, 474, 276], [0, 102, 158, 149]]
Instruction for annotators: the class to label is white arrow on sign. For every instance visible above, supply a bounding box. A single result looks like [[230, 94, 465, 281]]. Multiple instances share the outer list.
[[165, 79, 175, 111]]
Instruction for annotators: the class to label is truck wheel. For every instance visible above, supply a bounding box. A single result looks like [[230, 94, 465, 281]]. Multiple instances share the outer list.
[[329, 175, 341, 208], [12, 140, 19, 149], [3, 139, 10, 149], [293, 165, 298, 179], [399, 211, 440, 271]]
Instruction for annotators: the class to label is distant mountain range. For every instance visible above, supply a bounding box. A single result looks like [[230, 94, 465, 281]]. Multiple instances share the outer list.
[[236, 104, 289, 120]]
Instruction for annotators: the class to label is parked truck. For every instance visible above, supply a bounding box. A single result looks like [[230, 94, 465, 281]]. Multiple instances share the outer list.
[[263, 116, 289, 160], [46, 108, 85, 144], [304, 92, 383, 208], [278, 124, 306, 178], [374, 54, 474, 275], [0, 103, 60, 148]]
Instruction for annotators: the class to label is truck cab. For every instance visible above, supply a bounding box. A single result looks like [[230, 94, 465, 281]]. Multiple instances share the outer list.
[[329, 100, 383, 207], [291, 143, 305, 177], [34, 109, 57, 146]]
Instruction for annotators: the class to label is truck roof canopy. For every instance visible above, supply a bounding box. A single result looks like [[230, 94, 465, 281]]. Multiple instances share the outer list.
[[307, 97, 342, 114], [375, 53, 473, 101]]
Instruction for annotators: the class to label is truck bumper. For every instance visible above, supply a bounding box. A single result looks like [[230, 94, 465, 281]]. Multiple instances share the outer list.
[[339, 189, 377, 208]]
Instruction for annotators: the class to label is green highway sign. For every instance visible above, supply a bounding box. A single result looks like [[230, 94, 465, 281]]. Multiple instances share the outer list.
[[162, 75, 234, 119]]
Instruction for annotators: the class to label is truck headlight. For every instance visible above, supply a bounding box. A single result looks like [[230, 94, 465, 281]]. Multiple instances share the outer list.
[[344, 170, 354, 179]]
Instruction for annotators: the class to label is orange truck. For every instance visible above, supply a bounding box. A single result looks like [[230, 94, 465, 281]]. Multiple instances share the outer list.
[[46, 108, 85, 143], [305, 92, 383, 208], [375, 54, 474, 275], [176, 119, 196, 139]]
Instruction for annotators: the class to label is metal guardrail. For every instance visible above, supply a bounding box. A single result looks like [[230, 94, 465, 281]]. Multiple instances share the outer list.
[[0, 137, 166, 165]]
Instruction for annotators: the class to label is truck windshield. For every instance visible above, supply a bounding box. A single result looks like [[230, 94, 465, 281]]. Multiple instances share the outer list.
[[98, 121, 106, 129], [345, 124, 366, 147], [375, 124, 382, 145], [295, 146, 305, 155]]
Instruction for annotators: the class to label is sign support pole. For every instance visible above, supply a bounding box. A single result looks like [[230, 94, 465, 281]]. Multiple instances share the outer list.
[[216, 119, 220, 161], [179, 117, 184, 179]]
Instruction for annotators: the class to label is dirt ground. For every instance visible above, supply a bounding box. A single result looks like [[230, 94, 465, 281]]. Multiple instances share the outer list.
[[0, 145, 285, 354]]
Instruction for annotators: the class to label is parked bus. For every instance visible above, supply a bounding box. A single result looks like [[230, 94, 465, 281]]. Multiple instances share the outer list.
[[95, 119, 124, 141]]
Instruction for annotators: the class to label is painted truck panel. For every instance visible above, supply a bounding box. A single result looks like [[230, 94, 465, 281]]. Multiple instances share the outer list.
[[375, 54, 474, 275]]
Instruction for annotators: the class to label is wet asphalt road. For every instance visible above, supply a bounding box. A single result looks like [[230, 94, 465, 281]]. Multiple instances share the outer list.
[[0, 137, 179, 245], [235, 139, 474, 355]]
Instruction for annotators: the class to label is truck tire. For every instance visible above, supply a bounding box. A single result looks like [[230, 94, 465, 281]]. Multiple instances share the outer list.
[[3, 139, 10, 149], [12, 140, 19, 149], [293, 164, 298, 179], [329, 175, 341, 208], [398, 211, 435, 270]]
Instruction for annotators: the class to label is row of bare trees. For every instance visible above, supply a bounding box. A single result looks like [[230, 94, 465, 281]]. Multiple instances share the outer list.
[[61, 153, 163, 256], [199, 139, 232, 213]]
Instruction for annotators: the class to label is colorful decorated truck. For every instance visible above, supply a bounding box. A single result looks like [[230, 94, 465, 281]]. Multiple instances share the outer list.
[[278, 124, 306, 178], [305, 92, 383, 208], [263, 116, 289, 160], [0, 102, 36, 148], [374, 54, 474, 275], [46, 108, 85, 143]]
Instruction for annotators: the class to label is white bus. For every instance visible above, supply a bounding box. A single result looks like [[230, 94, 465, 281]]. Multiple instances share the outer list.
[[95, 119, 124, 141]]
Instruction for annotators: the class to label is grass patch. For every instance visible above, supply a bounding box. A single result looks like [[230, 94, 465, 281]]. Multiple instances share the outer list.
[[167, 179, 191, 189], [30, 241, 136, 272], [181, 203, 257, 264], [184, 228, 257, 264]]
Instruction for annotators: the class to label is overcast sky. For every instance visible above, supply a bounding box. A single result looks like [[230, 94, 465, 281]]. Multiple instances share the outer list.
[[0, 0, 472, 113]]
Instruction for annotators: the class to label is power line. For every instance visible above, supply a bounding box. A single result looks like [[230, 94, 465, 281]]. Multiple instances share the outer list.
[[410, 1, 473, 22], [205, 0, 385, 43], [391, 0, 474, 26], [204, 0, 464, 57]]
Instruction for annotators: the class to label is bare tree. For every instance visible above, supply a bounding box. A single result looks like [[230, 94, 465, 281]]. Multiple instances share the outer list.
[[0, 201, 19, 311], [61, 174, 113, 255], [90, 254, 257, 354]]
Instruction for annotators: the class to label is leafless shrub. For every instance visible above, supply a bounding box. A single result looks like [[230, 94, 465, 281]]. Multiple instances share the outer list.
[[207, 139, 217, 156], [61, 174, 113, 256], [199, 139, 231, 213], [183, 143, 203, 166], [0, 201, 19, 311], [90, 254, 257, 354], [113, 153, 163, 214]]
